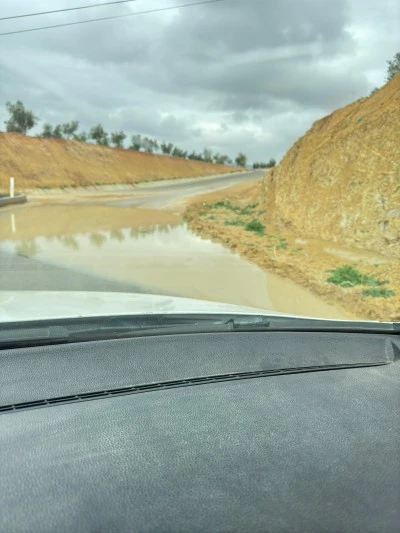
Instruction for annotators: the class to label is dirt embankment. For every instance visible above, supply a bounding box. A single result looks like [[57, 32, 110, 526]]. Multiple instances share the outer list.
[[0, 133, 239, 191], [265, 74, 400, 258], [185, 77, 400, 322]]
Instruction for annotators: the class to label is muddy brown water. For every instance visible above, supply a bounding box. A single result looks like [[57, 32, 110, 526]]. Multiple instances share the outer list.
[[0, 204, 348, 319]]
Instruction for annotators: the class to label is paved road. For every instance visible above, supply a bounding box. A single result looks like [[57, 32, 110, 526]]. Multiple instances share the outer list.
[[0, 250, 153, 293], [109, 170, 264, 208]]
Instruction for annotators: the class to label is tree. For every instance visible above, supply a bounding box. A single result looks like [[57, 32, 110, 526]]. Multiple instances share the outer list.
[[161, 142, 174, 155], [90, 124, 109, 146], [129, 134, 142, 151], [151, 139, 159, 153], [41, 123, 54, 138], [386, 51, 400, 81], [52, 125, 64, 139], [235, 152, 247, 167], [172, 146, 187, 158], [214, 153, 230, 165], [110, 131, 126, 148], [73, 131, 88, 142], [370, 51, 400, 94], [141, 137, 159, 153], [141, 137, 152, 152], [253, 159, 276, 169], [4, 100, 38, 134], [188, 151, 202, 161], [62, 121, 79, 139], [202, 148, 213, 163]]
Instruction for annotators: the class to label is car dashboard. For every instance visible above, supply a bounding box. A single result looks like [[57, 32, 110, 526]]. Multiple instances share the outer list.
[[1, 329, 399, 532]]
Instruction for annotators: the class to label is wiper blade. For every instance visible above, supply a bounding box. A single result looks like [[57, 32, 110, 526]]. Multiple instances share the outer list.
[[67, 315, 273, 342], [0, 315, 271, 348], [0, 313, 398, 349]]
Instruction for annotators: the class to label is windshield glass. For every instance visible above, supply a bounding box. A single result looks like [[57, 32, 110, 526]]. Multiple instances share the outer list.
[[0, 0, 398, 324]]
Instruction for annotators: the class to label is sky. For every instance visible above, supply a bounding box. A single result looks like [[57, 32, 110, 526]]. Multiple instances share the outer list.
[[0, 0, 398, 163]]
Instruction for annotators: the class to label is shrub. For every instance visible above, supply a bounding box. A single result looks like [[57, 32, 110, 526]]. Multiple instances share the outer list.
[[244, 219, 265, 235], [326, 265, 389, 289]]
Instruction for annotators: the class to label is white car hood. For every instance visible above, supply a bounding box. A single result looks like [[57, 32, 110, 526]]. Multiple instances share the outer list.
[[0, 291, 295, 323]]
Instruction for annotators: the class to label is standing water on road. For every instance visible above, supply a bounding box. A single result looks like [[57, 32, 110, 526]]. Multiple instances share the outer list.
[[0, 204, 346, 319]]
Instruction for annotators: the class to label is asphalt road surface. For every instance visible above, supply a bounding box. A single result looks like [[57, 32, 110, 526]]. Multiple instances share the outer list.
[[0, 249, 154, 293], [109, 170, 264, 208]]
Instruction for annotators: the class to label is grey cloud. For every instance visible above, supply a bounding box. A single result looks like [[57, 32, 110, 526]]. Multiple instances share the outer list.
[[0, 0, 398, 162]]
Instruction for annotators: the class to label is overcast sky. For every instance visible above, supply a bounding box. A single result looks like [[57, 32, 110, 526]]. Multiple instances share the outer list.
[[0, 0, 398, 162]]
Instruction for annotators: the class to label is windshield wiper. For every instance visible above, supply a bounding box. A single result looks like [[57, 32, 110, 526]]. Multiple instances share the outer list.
[[0, 314, 398, 349], [0, 315, 270, 348]]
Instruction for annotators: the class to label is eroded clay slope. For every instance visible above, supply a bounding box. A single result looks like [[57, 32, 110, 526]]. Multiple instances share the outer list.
[[264, 74, 400, 257]]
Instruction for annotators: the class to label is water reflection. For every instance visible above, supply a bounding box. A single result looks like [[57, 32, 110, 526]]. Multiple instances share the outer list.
[[110, 229, 125, 242], [89, 232, 108, 248], [1, 222, 347, 318], [0, 204, 181, 243], [58, 235, 80, 251], [15, 239, 40, 258]]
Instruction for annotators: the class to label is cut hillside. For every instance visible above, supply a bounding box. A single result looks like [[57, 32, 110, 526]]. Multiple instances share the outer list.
[[264, 74, 400, 258], [184, 76, 399, 320], [0, 133, 239, 191]]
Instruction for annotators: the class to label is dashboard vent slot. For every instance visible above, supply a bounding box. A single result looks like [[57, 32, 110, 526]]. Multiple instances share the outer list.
[[0, 362, 387, 415]]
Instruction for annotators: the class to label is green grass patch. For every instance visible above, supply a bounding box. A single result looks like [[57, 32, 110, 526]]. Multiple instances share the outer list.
[[238, 207, 255, 215], [208, 201, 257, 216], [362, 288, 395, 298], [244, 219, 265, 235], [224, 219, 245, 227], [326, 265, 389, 289], [206, 215, 216, 220], [238, 203, 258, 215], [209, 200, 236, 210]]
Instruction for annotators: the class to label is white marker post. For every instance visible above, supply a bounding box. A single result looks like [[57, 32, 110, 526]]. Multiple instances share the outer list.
[[10, 177, 15, 198]]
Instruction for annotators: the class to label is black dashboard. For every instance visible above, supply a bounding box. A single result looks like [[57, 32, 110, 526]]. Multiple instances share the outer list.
[[1, 330, 399, 532]]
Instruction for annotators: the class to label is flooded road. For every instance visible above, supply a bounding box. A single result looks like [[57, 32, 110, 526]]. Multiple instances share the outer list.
[[0, 202, 347, 319]]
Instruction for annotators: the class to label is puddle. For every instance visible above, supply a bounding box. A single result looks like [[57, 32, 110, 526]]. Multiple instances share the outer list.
[[0, 204, 347, 319], [0, 204, 180, 241]]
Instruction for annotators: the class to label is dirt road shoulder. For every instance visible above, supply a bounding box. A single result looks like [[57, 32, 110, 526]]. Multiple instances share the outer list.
[[183, 180, 399, 322]]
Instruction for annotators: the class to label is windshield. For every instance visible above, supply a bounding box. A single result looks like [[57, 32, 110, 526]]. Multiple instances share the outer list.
[[0, 0, 398, 324]]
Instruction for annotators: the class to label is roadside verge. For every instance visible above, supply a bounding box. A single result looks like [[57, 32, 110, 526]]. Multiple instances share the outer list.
[[184, 179, 399, 322]]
